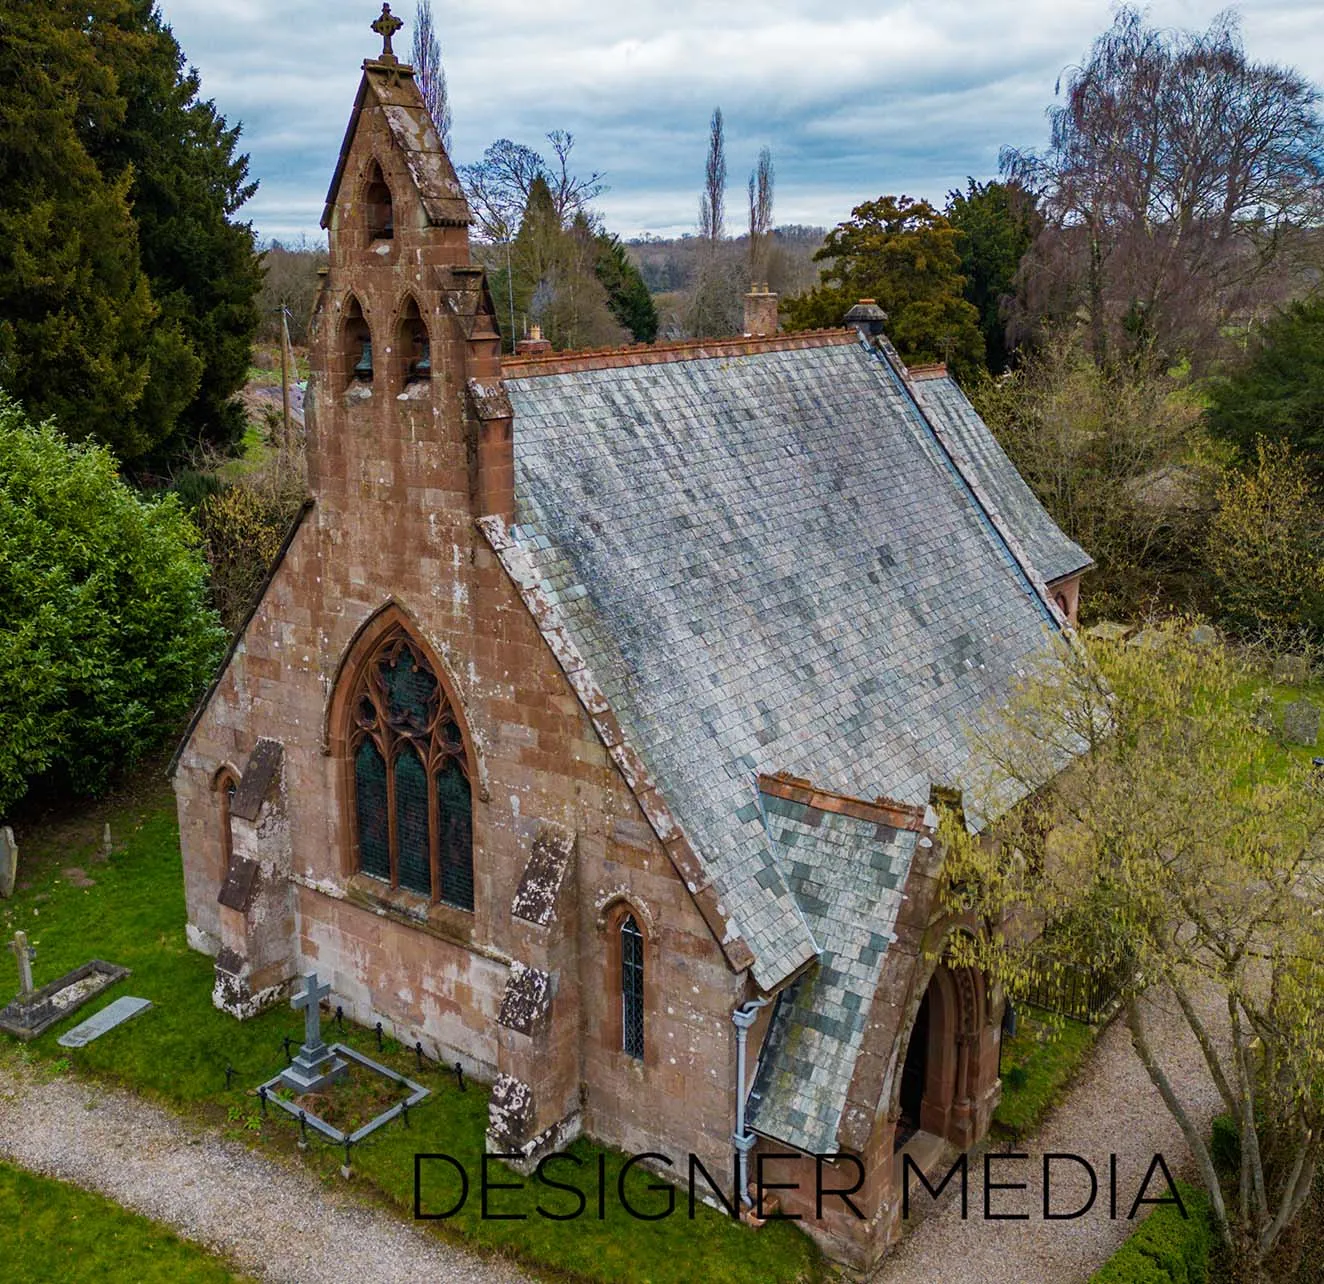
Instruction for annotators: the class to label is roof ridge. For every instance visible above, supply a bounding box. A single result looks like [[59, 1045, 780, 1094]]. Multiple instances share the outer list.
[[500, 328, 856, 377]]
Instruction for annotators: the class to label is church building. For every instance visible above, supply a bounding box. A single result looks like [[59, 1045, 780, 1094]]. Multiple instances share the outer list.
[[172, 9, 1090, 1268]]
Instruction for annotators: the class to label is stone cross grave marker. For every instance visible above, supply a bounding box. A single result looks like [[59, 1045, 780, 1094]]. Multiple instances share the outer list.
[[281, 971, 347, 1094], [0, 826, 16, 899], [8, 930, 34, 1000], [1283, 699, 1321, 748], [292, 971, 330, 1054]]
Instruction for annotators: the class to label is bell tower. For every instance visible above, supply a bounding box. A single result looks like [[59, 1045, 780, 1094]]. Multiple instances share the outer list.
[[305, 4, 513, 526]]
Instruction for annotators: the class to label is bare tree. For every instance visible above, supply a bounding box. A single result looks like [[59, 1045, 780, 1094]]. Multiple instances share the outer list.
[[544, 131, 606, 227], [699, 107, 726, 243], [412, 0, 451, 151], [747, 146, 774, 283], [1003, 7, 1324, 370], [460, 134, 605, 243]]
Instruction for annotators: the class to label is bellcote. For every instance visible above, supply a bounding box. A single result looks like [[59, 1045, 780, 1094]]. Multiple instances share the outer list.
[[320, 6, 472, 245]]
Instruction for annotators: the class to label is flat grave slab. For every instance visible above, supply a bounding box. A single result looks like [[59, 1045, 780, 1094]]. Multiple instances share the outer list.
[[56, 996, 153, 1048]]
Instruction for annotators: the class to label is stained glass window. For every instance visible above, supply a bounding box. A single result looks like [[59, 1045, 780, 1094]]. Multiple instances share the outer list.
[[395, 748, 431, 895], [346, 626, 473, 908], [436, 759, 474, 911], [355, 741, 390, 882], [621, 914, 644, 1060]]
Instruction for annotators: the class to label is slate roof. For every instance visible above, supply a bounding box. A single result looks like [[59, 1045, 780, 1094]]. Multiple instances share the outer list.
[[910, 371, 1092, 585], [501, 335, 1066, 992], [746, 795, 918, 1153]]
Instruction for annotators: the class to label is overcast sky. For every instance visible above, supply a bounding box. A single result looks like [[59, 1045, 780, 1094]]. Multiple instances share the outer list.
[[155, 0, 1324, 243]]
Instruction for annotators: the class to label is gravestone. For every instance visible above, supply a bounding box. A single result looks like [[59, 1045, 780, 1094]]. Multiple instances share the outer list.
[[8, 930, 34, 999], [0, 956, 131, 1041], [280, 972, 347, 1093], [56, 996, 152, 1048], [1086, 621, 1133, 645], [1273, 655, 1310, 685], [0, 826, 16, 899], [1251, 690, 1277, 735], [1283, 700, 1321, 747]]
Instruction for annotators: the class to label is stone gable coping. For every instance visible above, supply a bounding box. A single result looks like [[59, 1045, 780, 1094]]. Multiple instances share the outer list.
[[168, 499, 315, 778], [476, 513, 756, 975]]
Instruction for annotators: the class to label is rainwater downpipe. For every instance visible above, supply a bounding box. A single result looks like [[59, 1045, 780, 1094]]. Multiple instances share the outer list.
[[732, 996, 773, 1208]]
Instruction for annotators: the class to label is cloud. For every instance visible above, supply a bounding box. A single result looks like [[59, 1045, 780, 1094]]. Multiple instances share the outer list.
[[157, 0, 1324, 241]]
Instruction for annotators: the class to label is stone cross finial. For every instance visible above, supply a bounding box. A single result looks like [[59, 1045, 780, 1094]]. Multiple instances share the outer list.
[[8, 930, 34, 998], [291, 971, 331, 1053], [371, 3, 403, 62]]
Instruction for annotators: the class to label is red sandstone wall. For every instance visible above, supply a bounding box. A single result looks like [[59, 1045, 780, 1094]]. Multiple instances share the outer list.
[[174, 90, 743, 1183]]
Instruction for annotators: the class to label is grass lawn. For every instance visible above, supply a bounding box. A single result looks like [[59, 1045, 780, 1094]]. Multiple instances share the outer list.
[[0, 784, 823, 1284], [992, 1006, 1097, 1139], [0, 1159, 251, 1283], [1235, 672, 1324, 773]]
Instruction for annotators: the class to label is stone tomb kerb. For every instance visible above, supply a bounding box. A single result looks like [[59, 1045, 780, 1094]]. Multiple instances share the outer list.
[[172, 12, 748, 1214]]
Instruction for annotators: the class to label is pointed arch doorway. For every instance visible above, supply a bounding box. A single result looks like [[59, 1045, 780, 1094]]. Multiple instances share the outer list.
[[894, 959, 991, 1152]]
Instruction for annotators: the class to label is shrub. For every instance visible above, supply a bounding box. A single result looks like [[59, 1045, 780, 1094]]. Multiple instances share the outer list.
[[1090, 1183, 1212, 1284], [0, 397, 226, 813], [193, 479, 300, 633], [1205, 437, 1324, 647], [970, 331, 1211, 621]]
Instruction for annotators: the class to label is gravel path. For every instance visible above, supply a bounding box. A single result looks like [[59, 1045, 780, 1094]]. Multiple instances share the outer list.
[[0, 1060, 535, 1284], [870, 984, 1227, 1284]]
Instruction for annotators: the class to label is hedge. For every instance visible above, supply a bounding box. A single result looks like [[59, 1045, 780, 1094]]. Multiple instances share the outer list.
[[1090, 1182, 1212, 1284]]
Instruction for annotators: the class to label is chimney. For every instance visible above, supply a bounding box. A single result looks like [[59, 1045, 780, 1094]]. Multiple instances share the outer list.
[[514, 324, 553, 357], [843, 299, 888, 339], [743, 284, 778, 338]]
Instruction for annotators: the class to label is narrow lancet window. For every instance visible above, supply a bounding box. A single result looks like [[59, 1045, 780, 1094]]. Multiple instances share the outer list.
[[621, 914, 644, 1060]]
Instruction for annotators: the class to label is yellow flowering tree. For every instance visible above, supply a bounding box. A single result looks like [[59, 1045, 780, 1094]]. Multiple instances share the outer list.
[[942, 624, 1324, 1282]]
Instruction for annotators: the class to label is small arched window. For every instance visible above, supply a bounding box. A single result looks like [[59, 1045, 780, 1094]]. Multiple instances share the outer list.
[[365, 161, 394, 241], [342, 296, 372, 386], [348, 626, 472, 909], [620, 913, 644, 1060]]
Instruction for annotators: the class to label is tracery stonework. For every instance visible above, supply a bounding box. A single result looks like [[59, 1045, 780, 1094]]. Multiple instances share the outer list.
[[346, 626, 473, 909]]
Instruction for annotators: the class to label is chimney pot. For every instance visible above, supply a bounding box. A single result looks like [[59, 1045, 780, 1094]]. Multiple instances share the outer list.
[[514, 323, 553, 356]]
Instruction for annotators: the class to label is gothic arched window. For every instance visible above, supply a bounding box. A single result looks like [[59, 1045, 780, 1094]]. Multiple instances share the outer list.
[[348, 627, 473, 909], [620, 913, 644, 1060]]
